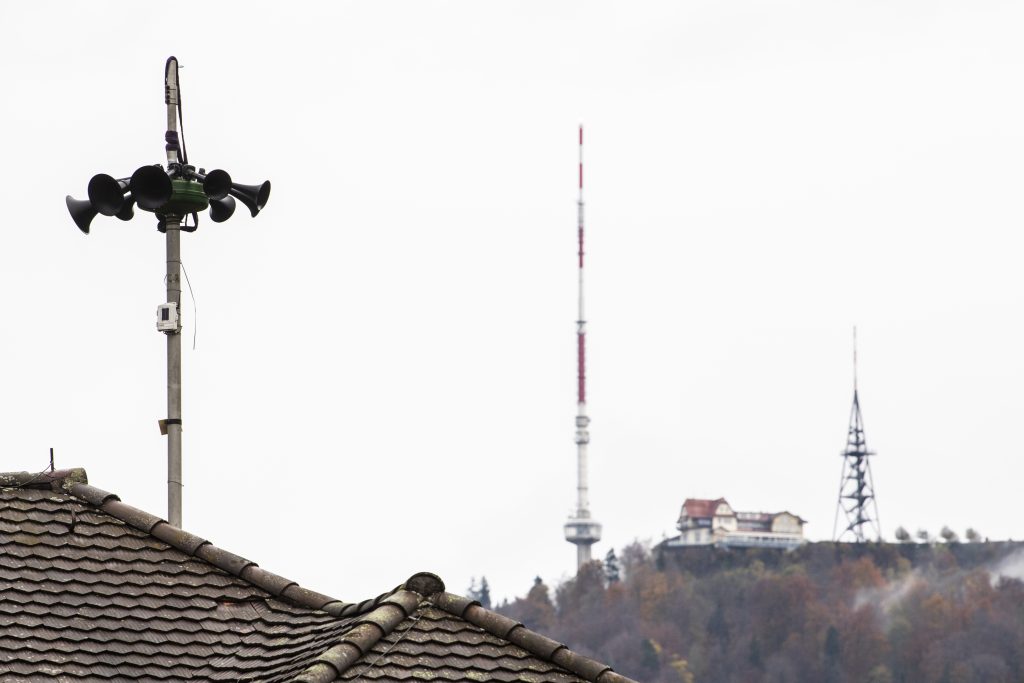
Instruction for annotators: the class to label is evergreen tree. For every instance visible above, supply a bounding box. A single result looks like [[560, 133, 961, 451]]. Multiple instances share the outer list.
[[707, 603, 729, 646], [824, 625, 841, 683], [639, 638, 661, 678], [477, 576, 492, 609], [604, 548, 621, 584], [748, 636, 763, 670], [466, 577, 492, 609]]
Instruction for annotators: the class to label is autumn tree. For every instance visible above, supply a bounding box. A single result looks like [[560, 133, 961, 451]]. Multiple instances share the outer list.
[[496, 540, 1024, 683], [502, 576, 555, 632]]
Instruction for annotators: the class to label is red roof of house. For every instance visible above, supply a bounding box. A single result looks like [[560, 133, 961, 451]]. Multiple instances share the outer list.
[[680, 498, 731, 519]]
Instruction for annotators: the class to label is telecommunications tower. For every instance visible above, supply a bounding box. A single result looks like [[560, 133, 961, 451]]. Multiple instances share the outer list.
[[833, 328, 881, 542], [564, 125, 602, 571]]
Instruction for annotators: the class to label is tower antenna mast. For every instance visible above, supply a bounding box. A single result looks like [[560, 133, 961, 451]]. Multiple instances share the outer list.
[[833, 326, 882, 542], [564, 125, 602, 571]]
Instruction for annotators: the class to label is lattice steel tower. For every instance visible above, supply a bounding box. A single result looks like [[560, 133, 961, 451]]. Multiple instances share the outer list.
[[833, 328, 881, 542]]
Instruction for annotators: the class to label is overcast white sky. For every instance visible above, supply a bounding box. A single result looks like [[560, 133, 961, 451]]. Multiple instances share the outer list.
[[2, 1, 1024, 602]]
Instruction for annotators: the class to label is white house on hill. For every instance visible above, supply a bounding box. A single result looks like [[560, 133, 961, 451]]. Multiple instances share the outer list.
[[663, 498, 806, 550]]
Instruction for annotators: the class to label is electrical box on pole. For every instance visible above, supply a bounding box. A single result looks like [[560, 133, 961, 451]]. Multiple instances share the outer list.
[[156, 303, 179, 333]]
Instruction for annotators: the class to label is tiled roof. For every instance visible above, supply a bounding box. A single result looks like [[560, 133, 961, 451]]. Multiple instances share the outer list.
[[680, 497, 730, 520], [294, 584, 635, 683], [0, 468, 637, 683]]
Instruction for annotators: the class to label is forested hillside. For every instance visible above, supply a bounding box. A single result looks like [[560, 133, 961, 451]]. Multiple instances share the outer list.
[[498, 541, 1024, 683]]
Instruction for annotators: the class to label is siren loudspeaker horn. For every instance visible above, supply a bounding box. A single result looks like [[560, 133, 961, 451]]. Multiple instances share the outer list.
[[116, 194, 136, 221], [87, 174, 131, 216], [66, 196, 98, 235], [208, 195, 236, 223], [129, 166, 174, 211], [196, 169, 231, 200], [228, 180, 271, 217]]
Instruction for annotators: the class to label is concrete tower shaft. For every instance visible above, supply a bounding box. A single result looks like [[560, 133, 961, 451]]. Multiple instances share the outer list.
[[564, 125, 601, 571]]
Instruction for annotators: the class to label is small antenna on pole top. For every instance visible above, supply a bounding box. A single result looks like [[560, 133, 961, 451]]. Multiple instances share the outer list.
[[853, 326, 858, 393]]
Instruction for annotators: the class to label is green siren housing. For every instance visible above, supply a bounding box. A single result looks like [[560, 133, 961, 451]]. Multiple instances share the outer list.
[[160, 179, 210, 216]]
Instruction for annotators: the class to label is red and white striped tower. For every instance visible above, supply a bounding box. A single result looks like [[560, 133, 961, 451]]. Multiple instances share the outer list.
[[564, 125, 602, 572]]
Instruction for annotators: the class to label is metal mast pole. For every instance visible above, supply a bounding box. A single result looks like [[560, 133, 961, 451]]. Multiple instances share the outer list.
[[564, 125, 601, 571], [65, 56, 272, 533], [164, 58, 183, 528]]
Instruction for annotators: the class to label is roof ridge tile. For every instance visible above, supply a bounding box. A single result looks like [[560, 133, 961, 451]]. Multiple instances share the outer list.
[[550, 647, 612, 682], [239, 566, 297, 598], [430, 591, 476, 618], [149, 522, 210, 555], [321, 586, 404, 619], [193, 543, 257, 577], [352, 601, 411, 635], [462, 603, 520, 639], [61, 478, 350, 615], [289, 590, 424, 683], [0, 468, 88, 491], [290, 641, 362, 683], [505, 625, 564, 661], [431, 590, 640, 683], [99, 500, 163, 534], [380, 589, 422, 617], [281, 585, 338, 612], [321, 601, 355, 618], [68, 482, 119, 507], [402, 571, 445, 596]]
